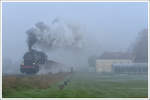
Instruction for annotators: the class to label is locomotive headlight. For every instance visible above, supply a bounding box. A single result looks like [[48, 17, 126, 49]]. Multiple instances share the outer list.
[[33, 62, 35, 65]]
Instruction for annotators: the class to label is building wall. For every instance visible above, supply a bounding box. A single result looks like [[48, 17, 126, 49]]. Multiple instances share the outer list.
[[96, 59, 132, 72]]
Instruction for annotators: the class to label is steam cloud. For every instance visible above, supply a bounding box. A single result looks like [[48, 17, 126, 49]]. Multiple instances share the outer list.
[[26, 18, 84, 51]]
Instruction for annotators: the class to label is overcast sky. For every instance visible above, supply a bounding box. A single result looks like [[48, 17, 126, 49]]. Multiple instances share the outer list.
[[2, 2, 148, 62]]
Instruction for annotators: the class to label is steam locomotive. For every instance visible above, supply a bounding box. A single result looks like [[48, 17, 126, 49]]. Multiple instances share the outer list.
[[20, 49, 48, 74]]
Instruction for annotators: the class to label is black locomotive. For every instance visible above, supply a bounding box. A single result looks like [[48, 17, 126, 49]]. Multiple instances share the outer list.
[[20, 49, 47, 74]]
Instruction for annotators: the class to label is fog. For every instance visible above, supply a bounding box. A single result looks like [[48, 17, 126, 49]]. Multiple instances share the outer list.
[[2, 2, 148, 74]]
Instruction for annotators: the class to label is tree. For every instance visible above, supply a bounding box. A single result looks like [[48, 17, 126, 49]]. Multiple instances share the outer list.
[[88, 55, 97, 67], [132, 29, 148, 62]]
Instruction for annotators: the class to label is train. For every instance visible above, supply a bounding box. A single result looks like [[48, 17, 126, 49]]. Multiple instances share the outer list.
[[20, 49, 48, 74]]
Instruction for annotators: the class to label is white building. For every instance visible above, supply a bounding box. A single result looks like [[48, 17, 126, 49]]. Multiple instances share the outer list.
[[96, 52, 132, 73]]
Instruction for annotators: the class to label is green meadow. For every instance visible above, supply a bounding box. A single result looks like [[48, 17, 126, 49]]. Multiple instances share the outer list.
[[3, 72, 148, 98]]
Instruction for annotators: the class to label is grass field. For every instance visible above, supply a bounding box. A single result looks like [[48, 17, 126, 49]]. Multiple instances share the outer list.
[[3, 72, 148, 98]]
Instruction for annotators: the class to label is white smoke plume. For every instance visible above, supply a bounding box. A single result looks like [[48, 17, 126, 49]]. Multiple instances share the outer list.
[[26, 18, 84, 51]]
